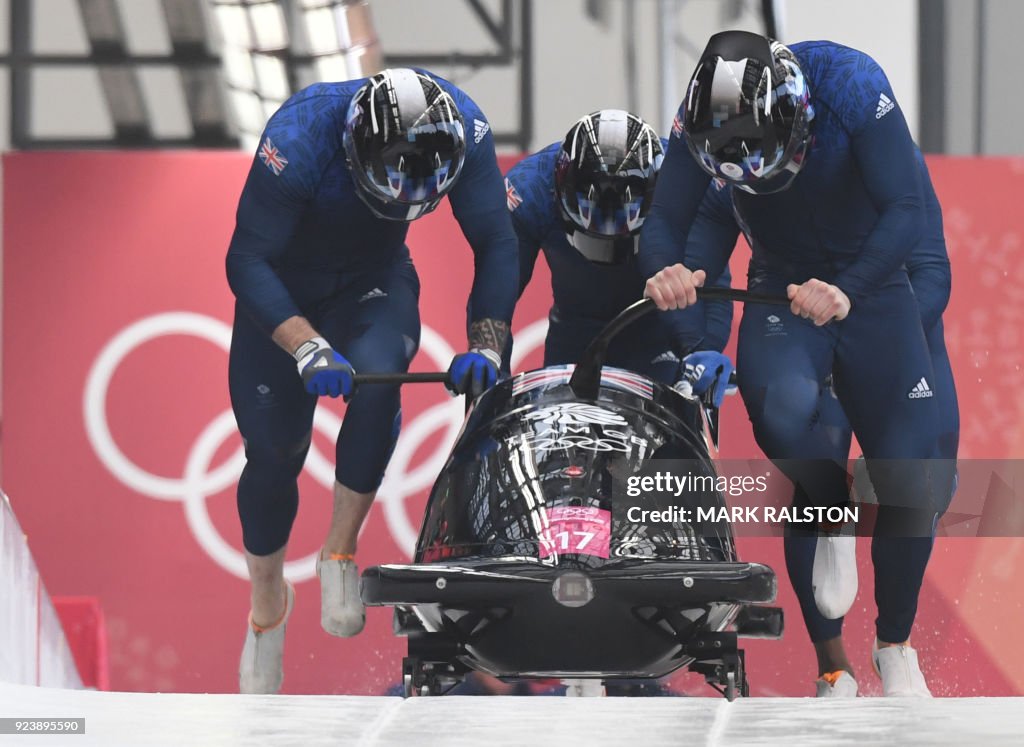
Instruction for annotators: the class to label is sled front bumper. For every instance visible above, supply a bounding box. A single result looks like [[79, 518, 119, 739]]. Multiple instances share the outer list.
[[361, 559, 777, 608]]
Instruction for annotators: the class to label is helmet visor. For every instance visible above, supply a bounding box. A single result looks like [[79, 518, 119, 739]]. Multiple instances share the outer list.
[[684, 51, 811, 190], [561, 172, 652, 238], [363, 119, 465, 205]]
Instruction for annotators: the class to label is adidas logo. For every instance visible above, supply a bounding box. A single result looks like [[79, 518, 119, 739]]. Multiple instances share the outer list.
[[651, 351, 680, 364], [876, 92, 895, 119], [907, 377, 934, 399], [359, 287, 388, 303], [473, 118, 490, 143]]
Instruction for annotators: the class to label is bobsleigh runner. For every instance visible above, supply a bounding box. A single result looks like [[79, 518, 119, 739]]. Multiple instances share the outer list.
[[356, 292, 789, 700]]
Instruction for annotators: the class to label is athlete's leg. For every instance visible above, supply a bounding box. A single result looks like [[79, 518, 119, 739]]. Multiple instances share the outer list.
[[319, 258, 421, 555], [782, 384, 857, 677], [737, 300, 851, 650], [230, 304, 316, 692], [833, 279, 944, 647], [927, 320, 959, 512], [229, 305, 316, 626], [311, 260, 420, 637]]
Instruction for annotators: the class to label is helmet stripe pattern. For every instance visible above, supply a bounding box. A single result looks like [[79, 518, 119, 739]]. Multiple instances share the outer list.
[[386, 68, 430, 130], [681, 31, 813, 194], [344, 68, 467, 222], [555, 109, 664, 264]]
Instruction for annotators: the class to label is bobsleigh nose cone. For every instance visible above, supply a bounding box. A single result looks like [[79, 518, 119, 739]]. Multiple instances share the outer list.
[[551, 570, 595, 608]]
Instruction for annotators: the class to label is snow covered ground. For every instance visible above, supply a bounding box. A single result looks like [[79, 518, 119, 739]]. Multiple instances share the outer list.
[[2, 681, 1023, 746]]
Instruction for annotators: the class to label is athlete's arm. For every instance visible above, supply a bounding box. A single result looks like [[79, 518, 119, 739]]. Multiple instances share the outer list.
[[681, 184, 740, 352], [226, 131, 353, 397], [226, 127, 323, 353], [831, 63, 925, 304], [638, 134, 714, 281], [513, 233, 543, 301], [645, 176, 738, 352], [699, 264, 735, 353], [271, 316, 320, 354], [448, 116, 518, 355], [905, 157, 950, 332]]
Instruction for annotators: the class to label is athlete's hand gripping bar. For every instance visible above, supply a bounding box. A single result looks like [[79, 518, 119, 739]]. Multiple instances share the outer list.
[[569, 289, 788, 399]]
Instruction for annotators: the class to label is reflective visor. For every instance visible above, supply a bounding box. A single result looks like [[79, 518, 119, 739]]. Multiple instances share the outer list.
[[355, 188, 443, 221], [563, 173, 650, 238], [683, 44, 812, 190], [365, 120, 465, 205]]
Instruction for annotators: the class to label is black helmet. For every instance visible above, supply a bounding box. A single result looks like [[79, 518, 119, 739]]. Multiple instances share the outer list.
[[681, 31, 813, 194], [344, 68, 467, 221], [555, 109, 664, 264]]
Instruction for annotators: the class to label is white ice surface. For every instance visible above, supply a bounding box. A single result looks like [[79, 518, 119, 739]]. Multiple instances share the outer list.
[[2, 681, 1023, 746]]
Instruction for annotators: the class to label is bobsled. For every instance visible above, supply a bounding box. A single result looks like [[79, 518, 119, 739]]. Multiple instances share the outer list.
[[360, 296, 786, 699]]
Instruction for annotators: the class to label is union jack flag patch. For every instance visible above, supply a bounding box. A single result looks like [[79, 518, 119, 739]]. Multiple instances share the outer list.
[[671, 113, 684, 138], [259, 137, 289, 175], [505, 177, 523, 210]]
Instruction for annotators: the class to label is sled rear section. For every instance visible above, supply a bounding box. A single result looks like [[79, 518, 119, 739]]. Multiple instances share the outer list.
[[361, 366, 783, 698]]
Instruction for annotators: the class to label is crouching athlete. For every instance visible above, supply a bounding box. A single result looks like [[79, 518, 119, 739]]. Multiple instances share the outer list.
[[501, 109, 736, 404], [226, 68, 518, 693], [640, 32, 955, 697], [681, 146, 959, 696]]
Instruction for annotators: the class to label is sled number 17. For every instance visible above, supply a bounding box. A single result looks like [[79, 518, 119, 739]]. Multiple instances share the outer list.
[[553, 530, 594, 551], [538, 508, 612, 559]]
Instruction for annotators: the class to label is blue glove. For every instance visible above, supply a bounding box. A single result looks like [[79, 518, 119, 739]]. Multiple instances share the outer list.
[[447, 349, 501, 398], [294, 337, 355, 399], [676, 351, 735, 409]]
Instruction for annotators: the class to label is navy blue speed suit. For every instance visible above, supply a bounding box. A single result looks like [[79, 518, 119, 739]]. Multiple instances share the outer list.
[[226, 75, 517, 556], [689, 153, 959, 643], [640, 41, 954, 644], [502, 141, 734, 381]]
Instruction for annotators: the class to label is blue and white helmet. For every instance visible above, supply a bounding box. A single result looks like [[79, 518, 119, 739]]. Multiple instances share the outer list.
[[681, 31, 813, 195], [344, 68, 466, 221], [555, 110, 664, 264]]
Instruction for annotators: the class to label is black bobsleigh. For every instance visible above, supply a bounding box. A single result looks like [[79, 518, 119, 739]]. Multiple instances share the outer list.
[[360, 296, 785, 699]]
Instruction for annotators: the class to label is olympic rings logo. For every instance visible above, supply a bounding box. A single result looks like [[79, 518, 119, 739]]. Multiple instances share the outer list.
[[83, 311, 548, 583]]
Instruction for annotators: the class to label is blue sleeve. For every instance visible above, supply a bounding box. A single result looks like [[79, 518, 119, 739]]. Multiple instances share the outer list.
[[225, 125, 322, 334], [506, 174, 544, 299], [497, 221, 542, 376], [637, 128, 713, 279], [700, 261, 734, 353], [686, 184, 740, 352], [448, 114, 520, 325], [637, 122, 714, 350], [906, 157, 950, 331], [657, 182, 740, 353], [831, 59, 925, 303], [483, 170, 542, 375]]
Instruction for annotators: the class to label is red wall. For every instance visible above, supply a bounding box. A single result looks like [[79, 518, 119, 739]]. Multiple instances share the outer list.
[[3, 152, 1022, 696]]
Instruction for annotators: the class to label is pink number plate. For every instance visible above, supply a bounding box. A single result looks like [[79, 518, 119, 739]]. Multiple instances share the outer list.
[[538, 506, 612, 559]]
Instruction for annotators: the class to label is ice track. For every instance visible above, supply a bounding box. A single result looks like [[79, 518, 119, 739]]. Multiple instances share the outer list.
[[2, 682, 1024, 746]]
